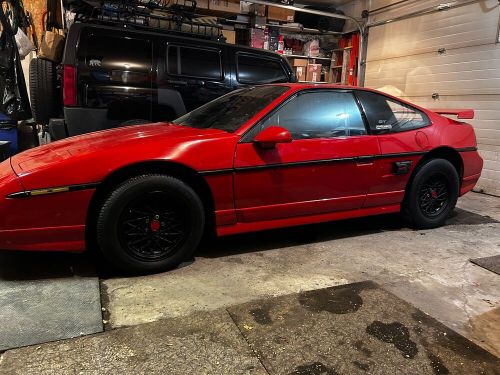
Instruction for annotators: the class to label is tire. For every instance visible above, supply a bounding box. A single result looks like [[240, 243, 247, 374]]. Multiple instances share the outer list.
[[96, 175, 205, 274], [29, 58, 58, 125], [403, 158, 459, 229]]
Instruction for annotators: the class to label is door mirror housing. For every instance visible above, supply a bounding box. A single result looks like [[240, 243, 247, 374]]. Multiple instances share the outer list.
[[254, 126, 292, 149]]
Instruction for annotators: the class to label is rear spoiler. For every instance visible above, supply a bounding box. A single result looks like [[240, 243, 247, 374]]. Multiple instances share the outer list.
[[431, 108, 474, 119]]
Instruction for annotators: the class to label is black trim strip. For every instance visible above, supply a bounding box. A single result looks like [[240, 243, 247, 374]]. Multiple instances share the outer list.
[[199, 151, 430, 175], [456, 147, 477, 153], [7, 182, 100, 199]]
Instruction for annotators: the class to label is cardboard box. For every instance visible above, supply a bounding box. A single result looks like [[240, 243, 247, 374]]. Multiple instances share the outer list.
[[306, 63, 322, 82], [209, 0, 240, 14], [250, 28, 265, 49], [197, 0, 209, 9], [222, 30, 236, 44], [291, 58, 308, 67], [295, 66, 306, 81], [240, 1, 266, 16], [267, 6, 294, 22]]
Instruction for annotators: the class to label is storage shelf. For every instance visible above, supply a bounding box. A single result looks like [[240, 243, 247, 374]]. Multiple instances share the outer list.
[[270, 23, 343, 35], [224, 19, 344, 35], [284, 54, 331, 61]]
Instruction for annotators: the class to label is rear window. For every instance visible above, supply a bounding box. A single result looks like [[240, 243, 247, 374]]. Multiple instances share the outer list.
[[356, 91, 430, 134], [237, 53, 287, 84], [167, 45, 222, 79], [84, 35, 151, 73]]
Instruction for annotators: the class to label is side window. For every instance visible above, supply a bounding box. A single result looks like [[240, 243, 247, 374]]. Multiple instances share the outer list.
[[237, 54, 287, 84], [250, 91, 366, 140], [84, 35, 151, 77], [356, 91, 430, 134], [167, 45, 222, 79]]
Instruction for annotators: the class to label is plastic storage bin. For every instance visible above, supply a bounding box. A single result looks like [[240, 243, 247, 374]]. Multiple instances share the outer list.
[[0, 112, 18, 156]]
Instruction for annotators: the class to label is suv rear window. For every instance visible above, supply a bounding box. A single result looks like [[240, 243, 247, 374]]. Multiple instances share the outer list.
[[167, 45, 222, 79], [237, 54, 287, 84], [85, 35, 151, 73]]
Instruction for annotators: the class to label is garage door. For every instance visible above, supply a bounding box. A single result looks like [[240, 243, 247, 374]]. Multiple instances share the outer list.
[[364, 0, 500, 196]]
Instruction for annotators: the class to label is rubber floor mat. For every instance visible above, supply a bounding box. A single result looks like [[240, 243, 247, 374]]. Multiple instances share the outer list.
[[471, 254, 500, 276], [0, 251, 103, 351]]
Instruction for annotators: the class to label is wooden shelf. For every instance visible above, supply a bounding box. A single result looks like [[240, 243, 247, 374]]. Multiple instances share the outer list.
[[284, 54, 331, 61]]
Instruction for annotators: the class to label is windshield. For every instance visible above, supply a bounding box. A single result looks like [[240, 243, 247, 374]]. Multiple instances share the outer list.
[[172, 85, 289, 133]]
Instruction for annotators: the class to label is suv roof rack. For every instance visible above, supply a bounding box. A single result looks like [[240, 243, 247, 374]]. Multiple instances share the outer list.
[[72, 0, 224, 40]]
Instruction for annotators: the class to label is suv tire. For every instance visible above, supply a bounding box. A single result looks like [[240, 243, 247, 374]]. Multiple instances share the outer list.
[[29, 58, 58, 125]]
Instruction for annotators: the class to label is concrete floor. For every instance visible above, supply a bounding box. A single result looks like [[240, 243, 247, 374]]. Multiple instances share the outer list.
[[2, 282, 499, 374], [101, 192, 500, 357], [0, 192, 499, 372]]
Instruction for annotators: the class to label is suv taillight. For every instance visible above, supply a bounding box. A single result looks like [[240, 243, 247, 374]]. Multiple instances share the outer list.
[[63, 65, 77, 106]]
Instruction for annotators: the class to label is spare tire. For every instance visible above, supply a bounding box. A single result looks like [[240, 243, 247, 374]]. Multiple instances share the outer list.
[[29, 58, 58, 125]]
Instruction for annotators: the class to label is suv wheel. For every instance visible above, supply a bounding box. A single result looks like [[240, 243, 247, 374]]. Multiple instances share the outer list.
[[29, 58, 58, 125], [96, 175, 205, 274], [403, 158, 459, 229]]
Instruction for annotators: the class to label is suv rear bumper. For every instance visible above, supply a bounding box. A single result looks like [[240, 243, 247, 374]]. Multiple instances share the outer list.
[[64, 107, 121, 137]]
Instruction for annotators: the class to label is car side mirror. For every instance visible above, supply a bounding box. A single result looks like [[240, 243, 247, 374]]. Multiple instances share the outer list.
[[254, 126, 292, 149]]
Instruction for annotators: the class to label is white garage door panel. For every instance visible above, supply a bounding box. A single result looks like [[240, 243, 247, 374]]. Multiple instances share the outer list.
[[369, 0, 500, 23], [365, 44, 500, 96], [366, 1, 500, 61]]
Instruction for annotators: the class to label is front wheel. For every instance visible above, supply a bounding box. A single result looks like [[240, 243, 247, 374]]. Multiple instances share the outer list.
[[96, 175, 205, 274], [403, 158, 459, 229]]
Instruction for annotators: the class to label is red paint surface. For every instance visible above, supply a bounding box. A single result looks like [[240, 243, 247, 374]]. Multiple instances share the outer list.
[[0, 84, 483, 252]]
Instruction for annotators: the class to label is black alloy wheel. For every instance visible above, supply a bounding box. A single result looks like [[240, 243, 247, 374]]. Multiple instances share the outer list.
[[97, 175, 205, 274], [403, 158, 459, 229], [417, 174, 450, 218], [118, 191, 188, 262]]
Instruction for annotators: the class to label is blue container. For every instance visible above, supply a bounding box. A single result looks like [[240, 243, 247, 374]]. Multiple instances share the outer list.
[[0, 112, 17, 156]]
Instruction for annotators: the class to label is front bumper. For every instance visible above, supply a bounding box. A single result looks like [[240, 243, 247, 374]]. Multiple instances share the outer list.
[[0, 159, 92, 252]]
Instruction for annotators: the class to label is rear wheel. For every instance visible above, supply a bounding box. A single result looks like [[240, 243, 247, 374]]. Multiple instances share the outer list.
[[403, 158, 459, 229], [96, 175, 205, 274]]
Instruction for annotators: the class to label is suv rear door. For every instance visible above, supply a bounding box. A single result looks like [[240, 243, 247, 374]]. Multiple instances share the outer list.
[[77, 28, 153, 128]]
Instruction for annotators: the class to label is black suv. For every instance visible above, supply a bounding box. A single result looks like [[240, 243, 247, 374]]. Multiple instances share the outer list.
[[30, 23, 296, 140]]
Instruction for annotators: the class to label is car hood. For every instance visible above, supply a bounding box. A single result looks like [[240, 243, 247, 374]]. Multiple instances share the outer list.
[[12, 123, 227, 175]]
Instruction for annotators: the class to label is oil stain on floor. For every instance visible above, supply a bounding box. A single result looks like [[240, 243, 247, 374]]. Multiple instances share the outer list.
[[228, 281, 500, 375]]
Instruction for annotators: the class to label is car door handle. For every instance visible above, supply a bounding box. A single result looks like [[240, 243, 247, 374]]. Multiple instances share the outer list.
[[356, 155, 375, 165]]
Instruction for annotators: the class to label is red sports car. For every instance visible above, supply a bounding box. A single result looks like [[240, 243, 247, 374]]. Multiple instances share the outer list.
[[0, 84, 483, 273]]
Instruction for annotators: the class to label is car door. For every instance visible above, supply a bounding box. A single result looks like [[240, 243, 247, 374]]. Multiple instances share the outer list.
[[355, 90, 433, 208], [233, 89, 381, 223]]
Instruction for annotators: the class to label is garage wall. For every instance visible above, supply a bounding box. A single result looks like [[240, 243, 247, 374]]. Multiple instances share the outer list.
[[364, 0, 500, 196]]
